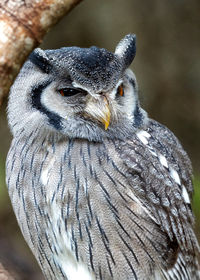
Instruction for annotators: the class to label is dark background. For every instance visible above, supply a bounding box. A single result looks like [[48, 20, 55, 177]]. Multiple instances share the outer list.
[[0, 0, 199, 278]]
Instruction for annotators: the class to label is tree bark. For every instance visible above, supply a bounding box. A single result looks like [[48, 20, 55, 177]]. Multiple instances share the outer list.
[[0, 0, 83, 104]]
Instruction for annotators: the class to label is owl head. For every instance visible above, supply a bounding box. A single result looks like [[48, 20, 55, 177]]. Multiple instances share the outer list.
[[8, 34, 147, 142]]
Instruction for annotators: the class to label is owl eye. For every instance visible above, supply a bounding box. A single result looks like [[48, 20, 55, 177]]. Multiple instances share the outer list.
[[116, 84, 124, 97], [59, 88, 81, 97]]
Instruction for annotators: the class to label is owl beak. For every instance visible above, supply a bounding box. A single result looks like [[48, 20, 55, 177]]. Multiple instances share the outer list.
[[84, 95, 111, 130], [101, 97, 111, 130]]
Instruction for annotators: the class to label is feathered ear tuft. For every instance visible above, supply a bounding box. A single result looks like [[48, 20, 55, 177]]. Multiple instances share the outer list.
[[29, 48, 52, 74], [115, 34, 136, 69]]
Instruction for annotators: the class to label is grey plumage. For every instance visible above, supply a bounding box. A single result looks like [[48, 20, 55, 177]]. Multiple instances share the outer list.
[[6, 34, 200, 280]]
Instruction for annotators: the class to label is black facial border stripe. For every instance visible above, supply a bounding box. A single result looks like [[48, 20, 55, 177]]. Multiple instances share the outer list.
[[31, 80, 62, 130], [129, 78, 143, 128], [133, 103, 143, 128]]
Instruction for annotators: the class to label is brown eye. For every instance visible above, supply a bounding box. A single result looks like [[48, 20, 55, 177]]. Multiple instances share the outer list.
[[59, 88, 81, 97], [117, 84, 124, 97]]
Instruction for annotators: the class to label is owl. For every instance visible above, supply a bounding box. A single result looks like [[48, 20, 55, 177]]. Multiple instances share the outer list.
[[6, 34, 200, 280]]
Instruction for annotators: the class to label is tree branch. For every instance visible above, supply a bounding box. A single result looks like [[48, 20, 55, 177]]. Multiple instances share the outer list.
[[0, 0, 83, 103]]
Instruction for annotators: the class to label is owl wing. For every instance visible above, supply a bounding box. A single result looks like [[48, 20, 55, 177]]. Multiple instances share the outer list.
[[116, 119, 199, 278], [146, 119, 193, 196]]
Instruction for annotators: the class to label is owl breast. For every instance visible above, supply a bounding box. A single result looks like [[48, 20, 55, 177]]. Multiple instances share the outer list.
[[39, 142, 96, 280], [6, 122, 198, 280]]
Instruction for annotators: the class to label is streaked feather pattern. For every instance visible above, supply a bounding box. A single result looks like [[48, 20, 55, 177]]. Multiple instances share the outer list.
[[6, 119, 199, 279], [6, 34, 199, 280]]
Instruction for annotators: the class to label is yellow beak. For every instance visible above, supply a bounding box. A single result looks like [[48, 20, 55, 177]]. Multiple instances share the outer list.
[[84, 95, 111, 130], [101, 97, 111, 130]]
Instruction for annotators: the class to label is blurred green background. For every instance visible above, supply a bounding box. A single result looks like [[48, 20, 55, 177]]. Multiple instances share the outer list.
[[0, 0, 200, 278]]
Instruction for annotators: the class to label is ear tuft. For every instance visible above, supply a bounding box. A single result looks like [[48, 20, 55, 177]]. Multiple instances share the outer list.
[[115, 34, 136, 69], [29, 48, 52, 73]]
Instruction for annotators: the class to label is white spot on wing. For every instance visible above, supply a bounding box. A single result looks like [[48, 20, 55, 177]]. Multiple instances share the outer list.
[[169, 168, 190, 204], [136, 130, 151, 145], [170, 168, 181, 185], [158, 154, 168, 168], [141, 131, 151, 138], [182, 185, 190, 204]]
